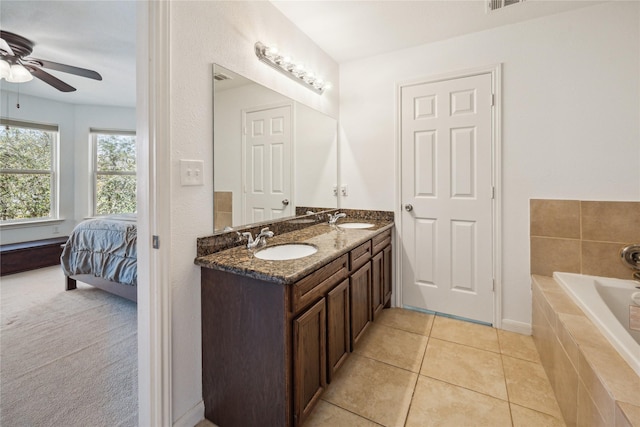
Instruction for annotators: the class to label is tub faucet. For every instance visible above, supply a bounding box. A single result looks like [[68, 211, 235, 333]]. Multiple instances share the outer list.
[[241, 227, 274, 249], [328, 212, 346, 225]]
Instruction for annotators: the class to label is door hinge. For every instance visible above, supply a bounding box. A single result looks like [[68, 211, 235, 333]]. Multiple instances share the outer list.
[[492, 278, 496, 291], [153, 235, 160, 249], [491, 186, 495, 199], [491, 94, 495, 106]]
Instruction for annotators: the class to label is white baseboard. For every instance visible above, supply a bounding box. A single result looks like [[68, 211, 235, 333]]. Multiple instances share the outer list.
[[173, 400, 205, 427], [500, 319, 532, 335]]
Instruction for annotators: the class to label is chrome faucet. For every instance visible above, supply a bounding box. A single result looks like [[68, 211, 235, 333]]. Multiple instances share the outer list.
[[327, 212, 346, 225], [621, 243, 640, 282], [241, 227, 274, 249]]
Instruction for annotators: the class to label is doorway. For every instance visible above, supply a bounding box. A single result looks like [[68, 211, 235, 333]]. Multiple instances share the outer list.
[[398, 67, 501, 325]]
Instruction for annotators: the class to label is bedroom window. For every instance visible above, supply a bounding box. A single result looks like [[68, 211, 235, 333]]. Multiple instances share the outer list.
[[91, 129, 136, 216], [0, 119, 59, 223]]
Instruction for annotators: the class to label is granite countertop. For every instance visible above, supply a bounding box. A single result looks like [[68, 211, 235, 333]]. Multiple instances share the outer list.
[[195, 219, 394, 285]]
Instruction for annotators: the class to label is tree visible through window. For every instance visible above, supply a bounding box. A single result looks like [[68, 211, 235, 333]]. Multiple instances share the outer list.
[[0, 121, 57, 222], [93, 131, 136, 216]]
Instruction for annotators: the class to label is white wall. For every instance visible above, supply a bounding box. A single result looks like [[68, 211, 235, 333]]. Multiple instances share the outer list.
[[0, 91, 135, 245], [169, 1, 339, 423], [339, 2, 640, 328]]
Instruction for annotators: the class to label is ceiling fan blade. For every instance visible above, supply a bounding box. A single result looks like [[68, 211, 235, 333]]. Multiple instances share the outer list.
[[29, 66, 76, 92], [0, 37, 15, 56], [29, 57, 102, 81]]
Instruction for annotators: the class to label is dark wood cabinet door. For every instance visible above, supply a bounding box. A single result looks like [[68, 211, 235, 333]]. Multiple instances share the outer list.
[[350, 262, 371, 349], [383, 244, 392, 305], [326, 278, 350, 382], [371, 251, 384, 320], [293, 298, 326, 426]]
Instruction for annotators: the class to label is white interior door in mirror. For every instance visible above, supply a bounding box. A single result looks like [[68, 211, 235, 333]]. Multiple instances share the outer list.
[[243, 104, 292, 224]]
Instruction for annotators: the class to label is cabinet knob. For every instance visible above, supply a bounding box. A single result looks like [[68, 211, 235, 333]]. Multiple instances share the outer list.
[[404, 204, 413, 212], [282, 199, 290, 206]]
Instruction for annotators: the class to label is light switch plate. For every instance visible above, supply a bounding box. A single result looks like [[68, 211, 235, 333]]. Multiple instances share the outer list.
[[180, 159, 204, 186]]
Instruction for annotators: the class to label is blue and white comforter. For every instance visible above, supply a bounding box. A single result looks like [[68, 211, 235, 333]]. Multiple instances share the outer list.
[[61, 217, 137, 286]]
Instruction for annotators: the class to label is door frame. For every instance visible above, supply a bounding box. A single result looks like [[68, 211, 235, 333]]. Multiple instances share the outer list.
[[395, 64, 503, 328], [137, 1, 172, 425], [241, 101, 294, 224]]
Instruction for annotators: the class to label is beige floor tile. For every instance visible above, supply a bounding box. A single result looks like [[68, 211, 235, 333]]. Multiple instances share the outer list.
[[304, 400, 381, 427], [420, 338, 507, 400], [510, 403, 566, 427], [322, 354, 417, 427], [405, 376, 511, 427], [430, 316, 500, 353], [502, 355, 563, 419], [354, 323, 428, 372], [376, 308, 434, 336], [498, 329, 541, 363]]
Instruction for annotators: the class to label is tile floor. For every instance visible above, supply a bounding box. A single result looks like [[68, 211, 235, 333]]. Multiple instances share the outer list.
[[303, 308, 566, 427]]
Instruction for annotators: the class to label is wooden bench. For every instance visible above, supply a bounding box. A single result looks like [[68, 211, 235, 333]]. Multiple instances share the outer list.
[[1, 237, 69, 276]]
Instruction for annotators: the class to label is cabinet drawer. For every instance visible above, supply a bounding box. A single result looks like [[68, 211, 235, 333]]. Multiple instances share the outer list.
[[292, 254, 348, 315], [372, 230, 391, 255], [349, 241, 372, 272]]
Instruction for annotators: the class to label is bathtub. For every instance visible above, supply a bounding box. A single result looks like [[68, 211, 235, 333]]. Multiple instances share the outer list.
[[553, 272, 640, 377]]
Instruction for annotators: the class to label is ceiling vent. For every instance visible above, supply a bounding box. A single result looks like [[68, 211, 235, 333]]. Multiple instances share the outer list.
[[213, 72, 232, 81], [487, 0, 525, 12]]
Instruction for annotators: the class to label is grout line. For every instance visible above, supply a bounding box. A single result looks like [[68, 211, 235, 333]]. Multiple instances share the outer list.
[[319, 399, 385, 426]]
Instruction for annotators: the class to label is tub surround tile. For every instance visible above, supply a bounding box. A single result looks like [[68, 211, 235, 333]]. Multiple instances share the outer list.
[[577, 379, 607, 427], [321, 354, 416, 427], [581, 240, 635, 280], [502, 355, 563, 418], [510, 403, 567, 427], [531, 274, 640, 427], [553, 337, 579, 426], [498, 328, 541, 363], [376, 307, 433, 336], [530, 199, 581, 239], [354, 323, 427, 373], [420, 338, 507, 400], [530, 237, 581, 277], [302, 400, 380, 427], [580, 201, 640, 243], [404, 376, 511, 427], [530, 199, 640, 279], [578, 345, 640, 407], [430, 316, 499, 353], [616, 402, 640, 427], [578, 354, 616, 427]]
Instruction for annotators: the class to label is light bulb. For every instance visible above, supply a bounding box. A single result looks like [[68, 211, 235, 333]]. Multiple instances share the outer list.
[[7, 63, 33, 83], [0, 59, 10, 80]]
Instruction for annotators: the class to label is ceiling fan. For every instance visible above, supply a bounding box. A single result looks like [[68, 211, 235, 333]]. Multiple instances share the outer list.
[[0, 30, 102, 92]]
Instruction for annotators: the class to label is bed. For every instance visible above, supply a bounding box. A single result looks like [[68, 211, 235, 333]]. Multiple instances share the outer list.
[[60, 215, 137, 302]]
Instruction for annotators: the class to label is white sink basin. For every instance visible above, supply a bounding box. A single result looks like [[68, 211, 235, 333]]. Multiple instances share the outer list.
[[255, 244, 318, 260], [337, 222, 375, 229]]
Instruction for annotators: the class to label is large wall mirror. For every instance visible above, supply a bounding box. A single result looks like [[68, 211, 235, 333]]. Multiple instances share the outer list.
[[213, 64, 338, 232]]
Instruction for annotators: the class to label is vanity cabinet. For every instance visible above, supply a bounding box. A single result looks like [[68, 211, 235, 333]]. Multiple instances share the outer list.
[[200, 227, 392, 427], [371, 230, 392, 320]]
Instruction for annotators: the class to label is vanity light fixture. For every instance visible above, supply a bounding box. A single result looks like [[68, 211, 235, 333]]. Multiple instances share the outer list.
[[254, 41, 331, 94]]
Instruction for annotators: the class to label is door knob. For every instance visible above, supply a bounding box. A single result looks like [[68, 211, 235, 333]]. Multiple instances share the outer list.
[[282, 199, 290, 206], [404, 204, 413, 212]]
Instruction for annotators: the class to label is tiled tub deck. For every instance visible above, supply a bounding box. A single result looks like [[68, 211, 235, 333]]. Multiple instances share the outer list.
[[532, 275, 640, 426]]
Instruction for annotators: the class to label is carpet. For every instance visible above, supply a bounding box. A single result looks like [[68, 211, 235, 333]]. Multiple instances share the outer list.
[[0, 266, 138, 426]]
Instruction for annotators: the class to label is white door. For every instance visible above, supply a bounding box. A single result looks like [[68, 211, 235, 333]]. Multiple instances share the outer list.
[[400, 73, 494, 324], [244, 105, 292, 223]]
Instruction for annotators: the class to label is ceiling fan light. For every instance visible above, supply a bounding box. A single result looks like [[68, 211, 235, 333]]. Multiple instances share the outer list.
[[7, 63, 33, 83], [0, 59, 10, 80]]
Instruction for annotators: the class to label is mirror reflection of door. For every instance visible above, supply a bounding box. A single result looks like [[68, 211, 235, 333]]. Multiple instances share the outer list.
[[243, 104, 292, 224]]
